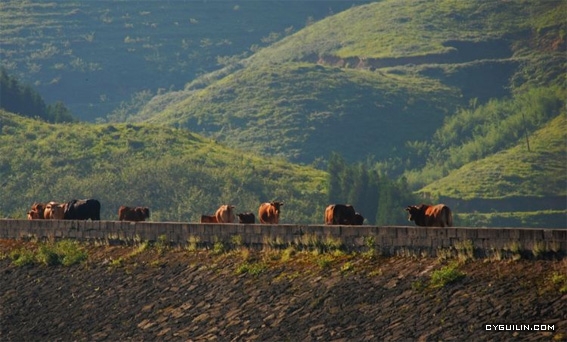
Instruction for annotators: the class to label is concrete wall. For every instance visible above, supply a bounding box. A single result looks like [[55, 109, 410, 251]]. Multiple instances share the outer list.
[[0, 219, 565, 258]]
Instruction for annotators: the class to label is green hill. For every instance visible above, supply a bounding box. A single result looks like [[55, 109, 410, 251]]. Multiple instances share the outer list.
[[145, 62, 458, 164], [421, 112, 567, 199], [141, 0, 565, 168], [1, 0, 565, 227], [419, 111, 566, 228], [0, 0, 368, 119], [0, 111, 327, 223]]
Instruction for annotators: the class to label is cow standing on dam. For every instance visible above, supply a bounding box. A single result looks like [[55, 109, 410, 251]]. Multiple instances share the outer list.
[[405, 204, 453, 227]]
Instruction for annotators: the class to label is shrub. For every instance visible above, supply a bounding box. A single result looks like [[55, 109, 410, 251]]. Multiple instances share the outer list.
[[430, 264, 465, 288], [235, 262, 266, 276], [10, 248, 35, 267], [55, 240, 87, 266], [10, 240, 87, 267], [550, 272, 567, 294]]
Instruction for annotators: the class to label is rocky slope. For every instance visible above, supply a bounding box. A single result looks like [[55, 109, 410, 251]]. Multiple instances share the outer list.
[[0, 240, 565, 341]]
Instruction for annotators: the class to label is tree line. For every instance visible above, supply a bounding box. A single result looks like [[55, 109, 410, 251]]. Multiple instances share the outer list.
[[0, 68, 76, 123], [327, 152, 419, 225]]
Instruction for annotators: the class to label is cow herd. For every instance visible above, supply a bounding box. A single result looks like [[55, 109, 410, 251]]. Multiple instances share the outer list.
[[27, 199, 101, 221], [26, 198, 453, 227]]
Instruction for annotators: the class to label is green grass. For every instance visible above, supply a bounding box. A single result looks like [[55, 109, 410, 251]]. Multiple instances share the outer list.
[[0, 111, 327, 223], [430, 263, 466, 288], [10, 240, 87, 267], [235, 261, 267, 276], [147, 62, 460, 164], [0, 1, 363, 120], [549, 272, 567, 294], [419, 110, 566, 200]]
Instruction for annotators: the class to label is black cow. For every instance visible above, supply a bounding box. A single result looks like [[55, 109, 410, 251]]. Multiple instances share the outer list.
[[237, 212, 256, 224], [64, 199, 101, 220], [325, 204, 358, 225]]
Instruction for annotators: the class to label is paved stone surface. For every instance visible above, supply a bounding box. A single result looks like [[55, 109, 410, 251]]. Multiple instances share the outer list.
[[0, 240, 565, 341]]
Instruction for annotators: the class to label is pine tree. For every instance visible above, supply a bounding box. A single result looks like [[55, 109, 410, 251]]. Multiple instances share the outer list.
[[327, 152, 345, 204]]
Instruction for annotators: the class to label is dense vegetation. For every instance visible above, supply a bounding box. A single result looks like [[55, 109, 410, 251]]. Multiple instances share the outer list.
[[0, 0, 369, 119], [0, 68, 75, 123], [404, 85, 566, 189], [327, 153, 418, 225]]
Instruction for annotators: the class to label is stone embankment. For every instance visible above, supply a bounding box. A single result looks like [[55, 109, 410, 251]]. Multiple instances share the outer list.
[[0, 240, 565, 341]]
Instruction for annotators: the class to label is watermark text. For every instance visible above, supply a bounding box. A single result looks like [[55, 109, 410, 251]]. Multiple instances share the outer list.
[[485, 324, 555, 331]]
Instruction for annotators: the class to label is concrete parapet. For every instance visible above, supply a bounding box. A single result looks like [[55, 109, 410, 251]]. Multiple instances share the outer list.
[[0, 219, 565, 258]]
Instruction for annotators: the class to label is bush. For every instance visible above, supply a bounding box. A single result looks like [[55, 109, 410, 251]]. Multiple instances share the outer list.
[[9, 240, 87, 267], [430, 264, 465, 288]]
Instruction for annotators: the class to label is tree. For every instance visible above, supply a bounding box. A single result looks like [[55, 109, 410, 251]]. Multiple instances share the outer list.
[[327, 152, 345, 204], [0, 67, 76, 123]]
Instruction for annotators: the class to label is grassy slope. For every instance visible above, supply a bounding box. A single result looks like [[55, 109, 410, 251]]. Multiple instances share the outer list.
[[146, 62, 458, 163], [0, 111, 327, 223], [144, 0, 564, 166], [421, 112, 567, 199], [0, 0, 368, 119]]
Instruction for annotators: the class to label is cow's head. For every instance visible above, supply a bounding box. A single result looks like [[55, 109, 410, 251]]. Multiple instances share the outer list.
[[27, 210, 40, 220], [44, 202, 62, 219], [30, 203, 45, 219], [405, 205, 424, 222], [270, 201, 283, 212], [138, 207, 150, 219], [406, 204, 427, 226]]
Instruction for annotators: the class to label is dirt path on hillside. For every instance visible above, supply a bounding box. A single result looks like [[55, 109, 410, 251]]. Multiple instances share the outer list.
[[0, 240, 565, 341]]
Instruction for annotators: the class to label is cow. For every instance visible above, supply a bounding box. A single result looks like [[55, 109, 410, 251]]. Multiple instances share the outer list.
[[236, 212, 255, 224], [324, 204, 358, 225], [258, 201, 283, 224], [118, 206, 150, 221], [64, 199, 101, 220], [200, 214, 218, 223], [215, 205, 235, 223], [44, 202, 65, 220], [27, 202, 45, 220], [405, 204, 453, 227]]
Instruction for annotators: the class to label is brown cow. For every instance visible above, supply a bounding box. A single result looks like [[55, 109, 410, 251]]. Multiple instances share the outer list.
[[236, 212, 255, 224], [215, 205, 235, 223], [118, 206, 150, 221], [27, 202, 45, 220], [325, 204, 359, 225], [258, 201, 283, 224], [405, 204, 453, 227], [44, 202, 65, 220], [200, 214, 218, 223]]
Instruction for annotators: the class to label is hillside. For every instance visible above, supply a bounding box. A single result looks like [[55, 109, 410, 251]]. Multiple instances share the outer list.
[[1, 0, 565, 228], [0, 111, 327, 222], [421, 113, 567, 200], [1, 240, 566, 341], [145, 63, 459, 163], [0, 0, 368, 120], [141, 0, 565, 167]]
